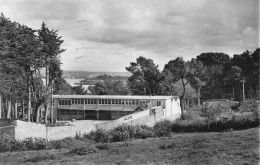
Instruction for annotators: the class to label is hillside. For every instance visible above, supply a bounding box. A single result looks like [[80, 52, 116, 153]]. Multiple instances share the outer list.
[[62, 70, 131, 79], [79, 74, 129, 85], [0, 128, 258, 165]]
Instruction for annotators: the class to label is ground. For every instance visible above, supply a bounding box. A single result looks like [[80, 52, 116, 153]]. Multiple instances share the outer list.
[[0, 128, 259, 165]]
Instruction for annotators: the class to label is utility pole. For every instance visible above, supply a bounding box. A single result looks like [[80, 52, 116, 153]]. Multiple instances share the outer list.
[[240, 79, 246, 102]]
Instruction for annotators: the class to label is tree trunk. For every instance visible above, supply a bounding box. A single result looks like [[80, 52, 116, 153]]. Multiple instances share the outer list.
[[6, 99, 11, 119], [50, 83, 53, 124], [22, 99, 24, 120], [0, 94, 2, 119], [36, 105, 41, 123], [197, 87, 201, 106], [28, 83, 31, 122], [14, 102, 17, 119], [180, 96, 184, 119], [45, 104, 49, 124]]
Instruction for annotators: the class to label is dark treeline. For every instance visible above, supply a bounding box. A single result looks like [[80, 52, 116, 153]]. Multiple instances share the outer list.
[[90, 49, 259, 118], [0, 14, 68, 123]]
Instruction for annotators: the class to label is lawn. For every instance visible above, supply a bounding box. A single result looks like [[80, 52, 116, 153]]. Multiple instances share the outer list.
[[0, 127, 258, 165]]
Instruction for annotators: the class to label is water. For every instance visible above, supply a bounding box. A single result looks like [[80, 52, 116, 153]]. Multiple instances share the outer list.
[[65, 79, 92, 90]]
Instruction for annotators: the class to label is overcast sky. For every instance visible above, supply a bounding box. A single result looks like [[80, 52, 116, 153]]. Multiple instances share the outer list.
[[0, 0, 259, 72]]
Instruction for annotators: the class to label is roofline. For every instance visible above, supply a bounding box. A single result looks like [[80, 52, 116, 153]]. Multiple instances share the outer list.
[[53, 95, 179, 100]]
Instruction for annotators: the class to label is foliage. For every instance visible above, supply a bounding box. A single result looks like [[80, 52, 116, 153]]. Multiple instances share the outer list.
[[0, 136, 48, 152], [153, 120, 172, 137], [88, 80, 129, 95], [0, 15, 65, 123], [162, 57, 205, 118], [71, 84, 87, 95], [126, 56, 161, 95], [68, 146, 97, 155]]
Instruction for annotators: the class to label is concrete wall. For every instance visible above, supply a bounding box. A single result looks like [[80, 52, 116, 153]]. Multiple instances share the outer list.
[[96, 110, 150, 130], [0, 119, 16, 127], [15, 120, 47, 140], [47, 121, 96, 140], [10, 120, 96, 140], [0, 125, 15, 139]]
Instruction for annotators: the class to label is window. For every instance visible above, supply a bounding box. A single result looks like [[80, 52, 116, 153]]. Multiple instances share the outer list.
[[94, 99, 97, 104], [60, 110, 65, 115], [157, 101, 161, 106], [121, 99, 124, 105], [108, 99, 111, 104], [59, 99, 71, 105], [72, 111, 77, 115], [65, 110, 71, 115]]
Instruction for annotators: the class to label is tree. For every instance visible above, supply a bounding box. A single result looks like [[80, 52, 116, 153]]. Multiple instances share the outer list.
[[72, 85, 87, 95], [224, 66, 242, 100], [126, 56, 161, 95], [88, 80, 129, 95], [38, 22, 65, 124], [196, 52, 231, 100], [163, 57, 204, 119], [189, 59, 206, 106]]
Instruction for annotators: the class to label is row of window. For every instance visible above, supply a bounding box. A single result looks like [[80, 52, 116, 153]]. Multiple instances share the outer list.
[[59, 110, 84, 115], [59, 99, 151, 106]]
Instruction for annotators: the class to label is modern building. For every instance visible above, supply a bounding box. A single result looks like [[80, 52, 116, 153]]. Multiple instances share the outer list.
[[52, 95, 181, 121]]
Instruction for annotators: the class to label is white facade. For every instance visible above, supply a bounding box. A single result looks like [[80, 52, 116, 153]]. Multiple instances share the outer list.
[[52, 95, 181, 121]]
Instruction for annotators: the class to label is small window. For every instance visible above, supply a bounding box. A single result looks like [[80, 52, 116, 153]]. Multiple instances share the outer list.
[[65, 110, 71, 115], [60, 110, 65, 115], [94, 99, 97, 104], [108, 99, 111, 104], [121, 99, 124, 105], [157, 101, 161, 106], [72, 99, 75, 104], [118, 99, 121, 104], [85, 99, 88, 104], [81, 99, 84, 104], [72, 111, 77, 115]]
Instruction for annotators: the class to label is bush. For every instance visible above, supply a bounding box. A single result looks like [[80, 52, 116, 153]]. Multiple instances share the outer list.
[[154, 120, 172, 137], [132, 125, 155, 139], [109, 124, 132, 142], [84, 129, 110, 143], [68, 146, 97, 155], [0, 136, 48, 152]]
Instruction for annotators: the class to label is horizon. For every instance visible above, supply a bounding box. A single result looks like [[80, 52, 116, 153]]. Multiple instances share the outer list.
[[1, 0, 258, 72]]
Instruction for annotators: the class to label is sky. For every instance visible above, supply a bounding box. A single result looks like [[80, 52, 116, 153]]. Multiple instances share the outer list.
[[0, 0, 259, 72]]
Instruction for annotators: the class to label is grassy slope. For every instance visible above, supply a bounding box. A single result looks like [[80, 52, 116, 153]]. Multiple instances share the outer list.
[[0, 128, 259, 165]]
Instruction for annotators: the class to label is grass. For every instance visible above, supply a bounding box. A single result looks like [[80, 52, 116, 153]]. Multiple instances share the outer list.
[[0, 127, 258, 164]]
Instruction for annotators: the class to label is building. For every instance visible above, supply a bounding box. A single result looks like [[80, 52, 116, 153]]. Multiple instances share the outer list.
[[52, 95, 181, 121]]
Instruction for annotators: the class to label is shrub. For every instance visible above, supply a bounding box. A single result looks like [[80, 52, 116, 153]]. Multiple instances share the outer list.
[[25, 155, 56, 163], [109, 124, 132, 142], [171, 118, 207, 132], [132, 125, 155, 139], [68, 146, 97, 155], [154, 120, 172, 137], [84, 129, 110, 143]]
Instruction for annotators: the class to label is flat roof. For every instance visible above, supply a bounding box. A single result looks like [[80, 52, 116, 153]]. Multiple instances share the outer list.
[[53, 95, 178, 100]]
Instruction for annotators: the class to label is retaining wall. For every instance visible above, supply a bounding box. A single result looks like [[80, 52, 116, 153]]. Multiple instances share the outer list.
[[0, 125, 15, 139], [0, 120, 96, 140]]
